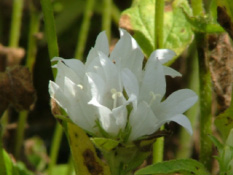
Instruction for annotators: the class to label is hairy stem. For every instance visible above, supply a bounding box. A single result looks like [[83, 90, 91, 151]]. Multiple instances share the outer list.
[[191, 0, 204, 16], [196, 33, 212, 170]]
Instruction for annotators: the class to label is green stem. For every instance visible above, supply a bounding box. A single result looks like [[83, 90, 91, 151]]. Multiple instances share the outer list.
[[9, 0, 24, 47], [40, 1, 62, 174], [0, 121, 6, 175], [66, 155, 74, 175], [154, 0, 164, 49], [103, 151, 122, 175], [153, 0, 165, 164], [177, 45, 199, 158], [191, 0, 204, 16], [14, 110, 28, 159], [191, 0, 212, 169], [196, 33, 212, 170], [26, 2, 40, 72], [111, 3, 121, 26], [153, 126, 164, 163], [48, 123, 63, 175], [102, 0, 112, 40], [74, 0, 95, 60], [40, 0, 59, 60]]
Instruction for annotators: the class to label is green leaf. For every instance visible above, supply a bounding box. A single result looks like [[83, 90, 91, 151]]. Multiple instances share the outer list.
[[226, 128, 233, 147], [120, 0, 194, 63], [66, 123, 111, 175], [208, 135, 223, 152], [2, 150, 33, 175], [3, 150, 20, 175], [215, 108, 233, 142], [91, 137, 119, 152], [183, 14, 224, 33], [24, 137, 48, 171], [135, 159, 210, 175], [15, 162, 34, 175]]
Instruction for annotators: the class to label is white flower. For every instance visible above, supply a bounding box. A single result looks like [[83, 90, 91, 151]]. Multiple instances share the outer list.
[[49, 29, 198, 141]]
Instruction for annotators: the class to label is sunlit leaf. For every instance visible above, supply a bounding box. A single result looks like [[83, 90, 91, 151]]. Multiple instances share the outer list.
[[135, 159, 210, 175], [120, 0, 194, 63]]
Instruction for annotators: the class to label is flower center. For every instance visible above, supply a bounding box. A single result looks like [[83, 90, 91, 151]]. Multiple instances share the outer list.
[[149, 91, 161, 106], [77, 84, 83, 90], [111, 88, 123, 108]]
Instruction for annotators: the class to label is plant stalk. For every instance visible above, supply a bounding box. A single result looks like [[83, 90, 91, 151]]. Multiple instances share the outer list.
[[48, 124, 63, 175], [0, 122, 6, 175], [153, 0, 165, 164], [177, 45, 199, 158], [102, 0, 112, 40], [74, 0, 95, 60], [14, 111, 28, 159], [196, 33, 212, 170], [154, 0, 164, 49], [9, 0, 24, 47], [26, 2, 40, 72], [40, 1, 62, 175], [40, 0, 59, 60], [191, 0, 204, 16]]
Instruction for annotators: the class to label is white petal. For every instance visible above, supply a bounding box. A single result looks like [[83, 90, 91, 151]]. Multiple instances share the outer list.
[[94, 31, 109, 56], [139, 58, 166, 103], [87, 54, 121, 91], [54, 61, 82, 90], [87, 72, 106, 102], [112, 105, 128, 130], [53, 77, 97, 133], [129, 102, 160, 141], [85, 48, 99, 67], [52, 57, 85, 78], [49, 81, 69, 112], [110, 29, 144, 78], [89, 99, 120, 136], [167, 114, 193, 135], [121, 68, 139, 97], [155, 89, 198, 120], [163, 66, 182, 78], [149, 49, 176, 64]]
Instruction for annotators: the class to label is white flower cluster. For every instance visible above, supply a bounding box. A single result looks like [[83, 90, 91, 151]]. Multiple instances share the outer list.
[[49, 29, 197, 141]]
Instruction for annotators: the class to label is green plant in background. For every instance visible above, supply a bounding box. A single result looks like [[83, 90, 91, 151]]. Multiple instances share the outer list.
[[210, 129, 233, 175]]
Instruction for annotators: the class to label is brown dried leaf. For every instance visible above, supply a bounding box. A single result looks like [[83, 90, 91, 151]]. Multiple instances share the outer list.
[[0, 44, 25, 71], [208, 34, 233, 112], [0, 66, 36, 114]]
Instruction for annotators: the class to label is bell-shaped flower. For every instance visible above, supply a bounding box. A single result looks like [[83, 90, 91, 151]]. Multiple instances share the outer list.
[[121, 48, 198, 141], [49, 29, 198, 142]]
